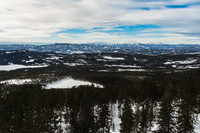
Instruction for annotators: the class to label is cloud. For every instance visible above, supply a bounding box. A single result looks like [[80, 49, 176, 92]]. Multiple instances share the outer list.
[[0, 0, 199, 44]]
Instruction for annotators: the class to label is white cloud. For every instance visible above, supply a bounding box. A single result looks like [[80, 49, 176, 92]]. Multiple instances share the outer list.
[[56, 31, 199, 44], [0, 0, 199, 43]]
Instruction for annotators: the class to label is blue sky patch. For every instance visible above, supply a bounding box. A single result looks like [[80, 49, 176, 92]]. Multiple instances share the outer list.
[[166, 2, 200, 8], [54, 25, 162, 36], [97, 25, 162, 35], [166, 5, 189, 8], [56, 29, 88, 34]]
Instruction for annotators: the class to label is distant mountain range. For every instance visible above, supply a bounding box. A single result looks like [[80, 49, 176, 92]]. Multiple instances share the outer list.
[[0, 43, 200, 55]]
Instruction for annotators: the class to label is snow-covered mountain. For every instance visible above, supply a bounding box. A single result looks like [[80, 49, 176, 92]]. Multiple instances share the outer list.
[[0, 43, 200, 55]]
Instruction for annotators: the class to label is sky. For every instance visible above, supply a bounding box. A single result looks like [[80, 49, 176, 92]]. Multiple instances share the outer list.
[[0, 0, 200, 44]]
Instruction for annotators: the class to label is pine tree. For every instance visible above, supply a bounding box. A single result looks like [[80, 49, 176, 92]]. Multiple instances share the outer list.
[[120, 99, 134, 133]]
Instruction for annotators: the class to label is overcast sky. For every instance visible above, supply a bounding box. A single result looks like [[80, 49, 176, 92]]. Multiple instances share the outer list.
[[0, 0, 200, 44]]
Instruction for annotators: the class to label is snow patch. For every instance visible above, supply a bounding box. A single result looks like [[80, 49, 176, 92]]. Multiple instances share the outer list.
[[164, 59, 197, 65], [5, 51, 16, 54], [117, 69, 145, 72], [110, 102, 121, 133], [0, 79, 32, 85], [96, 59, 107, 62], [195, 114, 200, 133], [25, 59, 35, 63], [103, 56, 125, 60], [177, 65, 200, 69], [46, 56, 63, 60], [97, 70, 110, 72], [70, 51, 84, 54], [105, 64, 141, 68], [45, 77, 103, 89], [0, 64, 48, 71], [63, 63, 84, 66]]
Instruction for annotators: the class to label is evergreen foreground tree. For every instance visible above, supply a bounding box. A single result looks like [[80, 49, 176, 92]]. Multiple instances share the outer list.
[[120, 99, 134, 133]]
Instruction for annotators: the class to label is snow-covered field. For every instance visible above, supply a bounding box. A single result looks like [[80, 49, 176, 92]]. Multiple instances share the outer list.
[[103, 56, 125, 60], [45, 77, 103, 89], [0, 76, 104, 89], [164, 59, 197, 65], [63, 63, 84, 66], [0, 64, 48, 71], [105, 64, 141, 68], [117, 69, 145, 72]]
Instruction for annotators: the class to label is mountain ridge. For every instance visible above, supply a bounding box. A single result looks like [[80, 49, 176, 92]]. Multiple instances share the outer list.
[[0, 43, 200, 55]]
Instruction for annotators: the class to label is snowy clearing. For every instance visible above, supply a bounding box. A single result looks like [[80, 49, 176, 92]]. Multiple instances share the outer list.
[[117, 69, 145, 72], [97, 70, 110, 72], [0, 64, 48, 71], [45, 77, 104, 89], [105, 64, 141, 68], [63, 63, 84, 66], [103, 56, 125, 60], [164, 59, 197, 65]]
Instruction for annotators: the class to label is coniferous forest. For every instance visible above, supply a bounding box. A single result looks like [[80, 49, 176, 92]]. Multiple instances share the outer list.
[[1, 66, 200, 133]]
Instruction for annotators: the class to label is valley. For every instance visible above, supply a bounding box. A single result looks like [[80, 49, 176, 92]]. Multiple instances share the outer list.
[[1, 45, 200, 132]]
